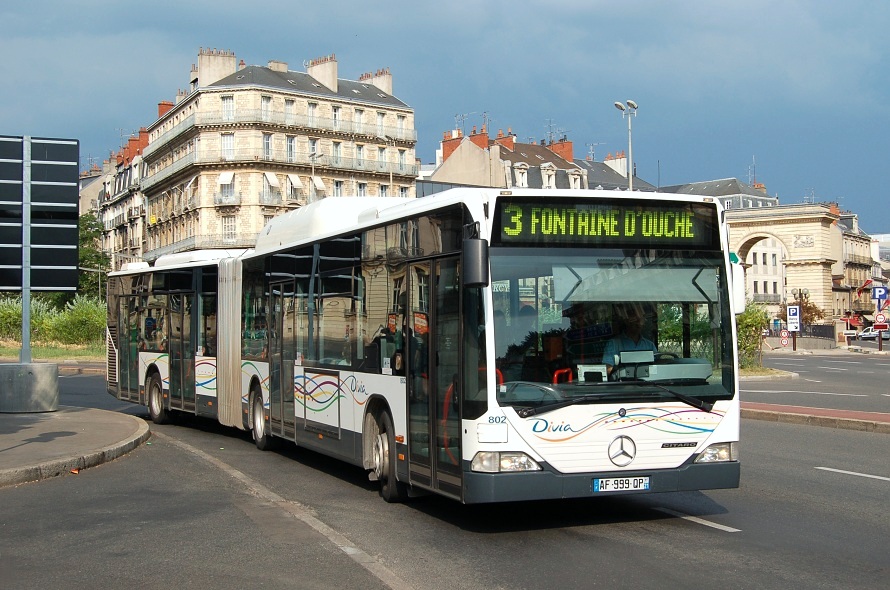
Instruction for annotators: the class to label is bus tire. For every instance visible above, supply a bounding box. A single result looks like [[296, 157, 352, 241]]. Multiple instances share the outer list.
[[252, 390, 276, 451], [373, 411, 408, 503], [147, 373, 170, 424]]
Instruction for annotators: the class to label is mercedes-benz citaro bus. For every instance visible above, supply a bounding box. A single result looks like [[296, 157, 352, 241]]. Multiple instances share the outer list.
[[106, 188, 745, 503]]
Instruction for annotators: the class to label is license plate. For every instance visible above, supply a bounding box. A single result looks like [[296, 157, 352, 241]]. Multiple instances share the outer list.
[[593, 476, 650, 493]]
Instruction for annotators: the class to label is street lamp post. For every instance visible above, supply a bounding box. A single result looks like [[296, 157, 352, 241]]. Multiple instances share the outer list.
[[614, 100, 638, 191]]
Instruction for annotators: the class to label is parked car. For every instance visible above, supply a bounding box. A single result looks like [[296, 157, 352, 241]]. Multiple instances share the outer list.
[[856, 327, 890, 341]]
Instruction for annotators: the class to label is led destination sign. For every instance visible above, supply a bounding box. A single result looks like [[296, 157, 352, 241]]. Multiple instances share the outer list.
[[494, 199, 718, 248]]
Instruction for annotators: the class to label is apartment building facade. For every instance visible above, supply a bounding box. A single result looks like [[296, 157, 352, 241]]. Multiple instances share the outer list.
[[99, 130, 149, 269], [138, 49, 417, 262]]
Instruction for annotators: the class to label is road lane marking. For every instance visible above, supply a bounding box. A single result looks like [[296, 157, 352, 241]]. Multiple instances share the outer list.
[[654, 507, 741, 533], [815, 467, 890, 482], [820, 360, 862, 364], [741, 389, 867, 397], [153, 431, 413, 590], [816, 366, 847, 371], [803, 379, 822, 383]]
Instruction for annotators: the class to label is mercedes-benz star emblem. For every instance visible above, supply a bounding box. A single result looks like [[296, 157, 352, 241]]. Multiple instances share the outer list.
[[608, 435, 637, 467]]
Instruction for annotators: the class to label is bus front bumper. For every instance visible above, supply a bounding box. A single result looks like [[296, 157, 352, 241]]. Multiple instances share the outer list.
[[461, 460, 740, 504]]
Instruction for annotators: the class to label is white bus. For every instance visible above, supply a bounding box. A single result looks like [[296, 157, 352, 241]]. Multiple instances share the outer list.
[[106, 188, 744, 503]]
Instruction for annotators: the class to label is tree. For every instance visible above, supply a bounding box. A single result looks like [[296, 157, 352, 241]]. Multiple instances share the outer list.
[[778, 297, 825, 327], [737, 301, 770, 369]]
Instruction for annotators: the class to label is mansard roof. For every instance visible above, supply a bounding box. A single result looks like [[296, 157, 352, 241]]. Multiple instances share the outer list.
[[209, 65, 411, 110]]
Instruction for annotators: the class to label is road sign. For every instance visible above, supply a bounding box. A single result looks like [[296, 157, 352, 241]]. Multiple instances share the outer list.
[[787, 305, 800, 332], [872, 286, 889, 300], [781, 337, 789, 347], [876, 313, 887, 323], [780, 329, 789, 339], [873, 323, 889, 331]]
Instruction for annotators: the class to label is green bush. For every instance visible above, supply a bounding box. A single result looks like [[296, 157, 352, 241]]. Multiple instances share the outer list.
[[737, 301, 770, 369], [0, 295, 104, 345]]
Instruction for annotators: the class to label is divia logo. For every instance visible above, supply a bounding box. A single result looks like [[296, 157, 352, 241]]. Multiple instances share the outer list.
[[531, 419, 578, 433]]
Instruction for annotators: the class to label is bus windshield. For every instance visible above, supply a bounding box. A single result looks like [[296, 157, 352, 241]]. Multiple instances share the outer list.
[[489, 247, 736, 410]]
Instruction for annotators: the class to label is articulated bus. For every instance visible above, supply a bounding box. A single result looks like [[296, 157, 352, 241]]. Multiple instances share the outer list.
[[106, 188, 745, 503]]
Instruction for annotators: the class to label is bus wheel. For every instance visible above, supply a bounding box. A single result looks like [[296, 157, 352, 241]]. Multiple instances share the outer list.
[[252, 391, 275, 451], [373, 412, 408, 503], [147, 373, 169, 424]]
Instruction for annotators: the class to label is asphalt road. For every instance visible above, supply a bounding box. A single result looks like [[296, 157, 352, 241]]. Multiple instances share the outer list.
[[1, 375, 886, 590], [744, 352, 890, 413]]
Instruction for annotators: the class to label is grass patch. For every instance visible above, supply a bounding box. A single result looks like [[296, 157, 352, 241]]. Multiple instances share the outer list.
[[0, 339, 104, 362], [739, 366, 785, 377]]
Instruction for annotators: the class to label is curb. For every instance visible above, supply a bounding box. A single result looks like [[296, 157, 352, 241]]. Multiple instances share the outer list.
[[740, 371, 798, 381], [742, 408, 890, 435], [0, 415, 151, 487]]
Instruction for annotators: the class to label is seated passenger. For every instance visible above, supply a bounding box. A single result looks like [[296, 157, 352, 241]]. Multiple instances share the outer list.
[[603, 305, 656, 376]]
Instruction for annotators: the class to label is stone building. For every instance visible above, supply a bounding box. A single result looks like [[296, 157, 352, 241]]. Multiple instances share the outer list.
[[138, 49, 416, 262]]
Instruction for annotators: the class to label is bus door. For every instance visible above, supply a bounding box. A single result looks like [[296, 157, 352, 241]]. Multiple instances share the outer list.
[[168, 293, 196, 412], [269, 281, 296, 439], [118, 296, 140, 402], [407, 257, 463, 499]]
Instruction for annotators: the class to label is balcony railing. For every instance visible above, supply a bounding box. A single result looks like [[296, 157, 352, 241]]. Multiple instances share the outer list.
[[142, 108, 416, 159], [259, 191, 283, 206], [213, 192, 242, 206], [752, 294, 782, 304], [142, 148, 418, 191]]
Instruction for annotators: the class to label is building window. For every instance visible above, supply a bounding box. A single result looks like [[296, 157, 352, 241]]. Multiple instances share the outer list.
[[763, 281, 768, 294], [309, 138, 318, 157], [356, 144, 364, 167], [753, 282, 758, 294], [380, 184, 389, 197], [285, 99, 295, 125], [261, 96, 272, 121], [333, 180, 344, 197], [220, 173, 235, 199], [308, 102, 317, 126], [264, 215, 274, 227], [221, 96, 234, 122], [397, 114, 405, 135], [400, 186, 408, 198], [773, 282, 778, 294], [222, 215, 236, 243], [377, 112, 385, 135], [263, 133, 272, 160], [332, 106, 341, 130], [287, 136, 296, 163], [378, 146, 386, 171], [358, 182, 367, 196], [332, 142, 342, 165], [772, 253, 777, 266], [398, 149, 406, 171], [221, 133, 234, 161], [762, 253, 767, 266], [354, 108, 364, 131]]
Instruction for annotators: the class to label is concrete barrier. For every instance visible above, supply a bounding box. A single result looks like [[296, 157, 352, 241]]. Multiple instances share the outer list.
[[0, 363, 59, 413]]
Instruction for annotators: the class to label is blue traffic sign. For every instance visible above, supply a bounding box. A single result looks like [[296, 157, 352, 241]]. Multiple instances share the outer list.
[[788, 306, 799, 317], [872, 286, 888, 300]]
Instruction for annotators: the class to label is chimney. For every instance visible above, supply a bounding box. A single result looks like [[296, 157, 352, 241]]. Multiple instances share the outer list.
[[195, 47, 238, 87], [494, 127, 515, 151], [441, 129, 463, 162], [360, 67, 393, 95], [603, 151, 627, 177], [158, 101, 174, 118], [547, 136, 574, 162], [307, 54, 338, 92], [267, 59, 288, 73], [469, 125, 489, 150]]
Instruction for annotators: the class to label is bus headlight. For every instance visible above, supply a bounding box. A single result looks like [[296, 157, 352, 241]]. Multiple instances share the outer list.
[[471, 451, 542, 473], [694, 442, 739, 463]]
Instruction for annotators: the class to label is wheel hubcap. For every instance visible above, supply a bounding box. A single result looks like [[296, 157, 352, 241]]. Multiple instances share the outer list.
[[373, 431, 388, 480], [253, 399, 263, 437]]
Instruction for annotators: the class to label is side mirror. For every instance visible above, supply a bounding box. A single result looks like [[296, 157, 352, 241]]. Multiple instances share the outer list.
[[463, 238, 490, 288], [731, 262, 746, 314]]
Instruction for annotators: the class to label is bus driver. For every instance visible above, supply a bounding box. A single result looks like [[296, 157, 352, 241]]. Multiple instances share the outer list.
[[602, 304, 656, 376]]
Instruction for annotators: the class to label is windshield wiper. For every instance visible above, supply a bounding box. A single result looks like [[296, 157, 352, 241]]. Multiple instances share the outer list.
[[516, 390, 614, 418], [515, 379, 714, 418], [621, 379, 714, 413]]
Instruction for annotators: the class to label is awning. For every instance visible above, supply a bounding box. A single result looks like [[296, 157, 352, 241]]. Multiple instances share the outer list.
[[263, 172, 280, 187], [312, 176, 326, 191], [287, 174, 303, 189], [184, 175, 197, 191], [218, 171, 234, 185]]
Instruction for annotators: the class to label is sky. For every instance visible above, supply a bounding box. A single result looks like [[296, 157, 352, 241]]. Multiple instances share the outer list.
[[2, 1, 889, 231]]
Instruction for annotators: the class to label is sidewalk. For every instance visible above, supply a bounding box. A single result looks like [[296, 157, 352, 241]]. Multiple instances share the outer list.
[[1, 358, 888, 488]]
